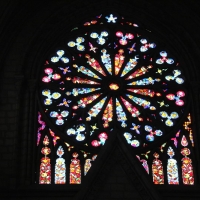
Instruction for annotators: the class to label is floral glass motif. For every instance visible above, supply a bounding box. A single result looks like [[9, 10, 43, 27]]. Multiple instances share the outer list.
[[37, 13, 191, 185]]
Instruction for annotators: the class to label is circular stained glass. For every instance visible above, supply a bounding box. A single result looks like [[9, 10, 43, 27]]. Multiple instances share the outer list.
[[39, 13, 187, 152]]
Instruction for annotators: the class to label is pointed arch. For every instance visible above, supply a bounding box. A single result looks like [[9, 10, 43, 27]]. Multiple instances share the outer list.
[[35, 11, 197, 188]]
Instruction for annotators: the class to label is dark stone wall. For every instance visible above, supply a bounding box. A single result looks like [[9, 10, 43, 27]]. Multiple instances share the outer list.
[[0, 0, 200, 199]]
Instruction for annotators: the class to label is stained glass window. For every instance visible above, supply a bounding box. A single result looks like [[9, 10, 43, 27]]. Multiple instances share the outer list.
[[55, 146, 66, 184], [39, 136, 51, 184], [167, 146, 179, 185], [69, 152, 81, 184], [36, 13, 195, 185], [152, 153, 164, 184]]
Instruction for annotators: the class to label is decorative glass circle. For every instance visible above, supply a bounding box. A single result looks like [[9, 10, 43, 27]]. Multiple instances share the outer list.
[[39, 13, 187, 152]]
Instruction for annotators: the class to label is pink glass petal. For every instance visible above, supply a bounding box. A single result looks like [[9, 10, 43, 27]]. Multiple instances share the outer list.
[[126, 33, 134, 39], [98, 132, 108, 139], [45, 68, 53, 74], [42, 76, 51, 83], [177, 91, 185, 97], [176, 100, 184, 106], [116, 31, 123, 37], [91, 140, 100, 147]]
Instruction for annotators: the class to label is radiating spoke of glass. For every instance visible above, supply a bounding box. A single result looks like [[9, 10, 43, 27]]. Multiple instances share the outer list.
[[70, 76, 100, 84], [73, 64, 101, 79], [116, 99, 127, 127], [78, 94, 101, 108], [126, 94, 155, 110], [125, 65, 153, 80], [86, 97, 107, 121], [127, 89, 155, 97], [102, 98, 113, 128], [121, 97, 140, 117], [115, 49, 125, 75], [128, 77, 160, 86], [85, 54, 106, 76], [101, 49, 112, 74], [71, 88, 101, 97], [121, 56, 139, 76]]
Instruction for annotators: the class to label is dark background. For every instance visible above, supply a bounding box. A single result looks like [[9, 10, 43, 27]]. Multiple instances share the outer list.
[[0, 0, 200, 199]]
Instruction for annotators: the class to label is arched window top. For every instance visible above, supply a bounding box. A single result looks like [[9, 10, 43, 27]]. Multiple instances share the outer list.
[[37, 13, 194, 185], [38, 13, 187, 153]]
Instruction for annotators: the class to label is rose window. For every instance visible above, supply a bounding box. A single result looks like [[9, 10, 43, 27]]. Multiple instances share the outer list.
[[39, 13, 187, 153]]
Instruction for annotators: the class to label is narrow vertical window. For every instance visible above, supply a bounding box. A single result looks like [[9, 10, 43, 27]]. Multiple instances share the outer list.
[[181, 135, 194, 185], [152, 153, 164, 184], [167, 146, 179, 184], [55, 146, 66, 184], [39, 136, 51, 184], [70, 153, 81, 184]]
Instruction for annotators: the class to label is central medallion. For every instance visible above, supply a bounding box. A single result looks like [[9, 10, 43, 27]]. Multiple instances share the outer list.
[[109, 83, 119, 90]]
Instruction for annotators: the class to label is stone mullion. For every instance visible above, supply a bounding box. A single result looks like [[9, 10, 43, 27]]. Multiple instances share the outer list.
[[26, 80, 37, 185], [5, 75, 25, 188], [17, 79, 37, 186]]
